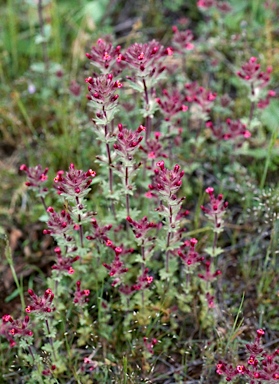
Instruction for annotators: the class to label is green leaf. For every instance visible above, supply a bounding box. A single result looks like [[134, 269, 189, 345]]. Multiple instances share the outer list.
[[5, 288, 19, 302], [125, 78, 144, 93], [205, 246, 223, 257], [159, 269, 172, 280], [83, 0, 109, 24], [30, 62, 46, 73], [262, 100, 279, 131]]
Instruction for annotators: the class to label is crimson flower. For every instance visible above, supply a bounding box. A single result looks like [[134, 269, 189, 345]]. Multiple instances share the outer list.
[[1, 314, 33, 347], [54, 163, 96, 198], [85, 38, 122, 74], [25, 288, 55, 314]]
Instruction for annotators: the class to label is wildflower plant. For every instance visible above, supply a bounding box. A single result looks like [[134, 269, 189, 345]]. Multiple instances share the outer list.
[[217, 330, 279, 383], [2, 1, 279, 382]]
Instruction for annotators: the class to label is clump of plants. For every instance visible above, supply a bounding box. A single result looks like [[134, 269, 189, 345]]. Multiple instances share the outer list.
[[1, 0, 279, 383]]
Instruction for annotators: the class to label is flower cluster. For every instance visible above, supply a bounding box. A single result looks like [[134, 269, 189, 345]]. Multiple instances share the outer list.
[[20, 164, 48, 193], [51, 247, 80, 275], [86, 218, 112, 244], [81, 356, 98, 373], [86, 38, 122, 74], [69, 80, 81, 97], [143, 336, 158, 354], [197, 0, 232, 13], [103, 245, 129, 286], [1, 314, 33, 347], [54, 163, 96, 198], [198, 259, 221, 282], [185, 82, 216, 118], [257, 89, 276, 109], [25, 288, 55, 314], [149, 161, 185, 202], [73, 281, 90, 305], [172, 26, 194, 53], [127, 216, 157, 241], [42, 365, 56, 377], [134, 268, 153, 290], [124, 40, 172, 78], [156, 88, 188, 122], [119, 268, 153, 295], [224, 119, 251, 140], [43, 207, 73, 236], [140, 132, 168, 167], [201, 187, 228, 233], [237, 57, 272, 90], [86, 74, 122, 123], [176, 238, 202, 268], [205, 292, 215, 308], [206, 119, 251, 145], [113, 124, 145, 161], [217, 329, 279, 382]]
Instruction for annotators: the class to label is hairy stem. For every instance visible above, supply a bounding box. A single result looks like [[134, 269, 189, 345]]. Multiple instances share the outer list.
[[40, 196, 47, 212], [141, 245, 146, 308], [166, 205, 173, 273], [125, 166, 130, 217], [143, 79, 151, 141], [104, 122, 116, 217], [45, 319, 57, 361], [76, 196, 84, 248], [248, 83, 255, 127]]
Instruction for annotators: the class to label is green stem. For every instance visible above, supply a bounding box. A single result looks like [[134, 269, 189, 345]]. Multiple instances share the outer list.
[[45, 319, 57, 361], [15, 95, 36, 135], [7, 0, 18, 75], [260, 126, 278, 189], [76, 196, 84, 248], [143, 79, 151, 141], [37, 0, 49, 75], [4, 237, 25, 313], [125, 166, 130, 217], [166, 205, 173, 273]]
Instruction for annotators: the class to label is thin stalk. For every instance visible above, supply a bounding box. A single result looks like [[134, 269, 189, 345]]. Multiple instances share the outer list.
[[184, 226, 212, 237], [45, 319, 57, 361], [78, 217, 84, 248], [37, 0, 49, 75], [185, 267, 190, 291], [104, 122, 116, 217], [248, 83, 255, 128], [63, 333, 81, 382], [125, 166, 130, 217], [76, 196, 84, 248], [165, 205, 173, 273], [142, 79, 151, 141], [260, 126, 277, 189], [212, 215, 219, 257], [258, 224, 276, 296], [122, 356, 128, 384], [50, 0, 62, 62], [15, 94, 36, 135], [28, 346, 44, 384], [40, 196, 47, 212], [167, 124, 173, 161], [141, 245, 146, 308], [225, 293, 245, 354], [63, 234, 69, 255], [4, 237, 25, 313], [7, 0, 18, 75], [105, 133, 114, 193]]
